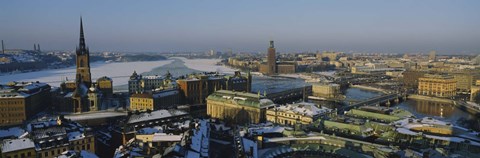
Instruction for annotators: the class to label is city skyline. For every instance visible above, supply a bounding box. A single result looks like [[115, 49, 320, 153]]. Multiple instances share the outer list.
[[1, 0, 480, 54]]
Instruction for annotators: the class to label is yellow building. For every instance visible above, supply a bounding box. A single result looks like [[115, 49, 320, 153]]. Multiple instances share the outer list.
[[130, 93, 155, 111], [418, 74, 456, 98], [311, 83, 341, 98], [471, 80, 480, 102], [1, 138, 36, 158], [276, 63, 296, 74], [135, 133, 182, 156], [266, 102, 330, 126], [453, 72, 480, 91], [130, 89, 181, 111], [206, 90, 275, 125], [96, 76, 113, 96], [31, 118, 96, 158], [0, 82, 51, 127]]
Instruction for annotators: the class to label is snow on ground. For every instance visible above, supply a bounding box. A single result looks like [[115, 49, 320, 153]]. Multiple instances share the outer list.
[[174, 57, 238, 74], [0, 60, 173, 86]]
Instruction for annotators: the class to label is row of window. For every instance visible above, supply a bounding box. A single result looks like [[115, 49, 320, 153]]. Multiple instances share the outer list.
[[0, 101, 24, 105], [0, 113, 24, 117], [0, 107, 24, 111]]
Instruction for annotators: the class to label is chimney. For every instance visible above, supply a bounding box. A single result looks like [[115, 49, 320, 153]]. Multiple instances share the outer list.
[[1, 40, 4, 54], [34, 44, 37, 51], [37, 44, 40, 52]]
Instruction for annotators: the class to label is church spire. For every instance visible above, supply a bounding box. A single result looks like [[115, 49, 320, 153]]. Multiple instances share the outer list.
[[78, 17, 87, 55]]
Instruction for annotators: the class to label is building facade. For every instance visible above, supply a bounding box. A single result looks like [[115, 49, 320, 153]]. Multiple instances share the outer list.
[[129, 89, 181, 111], [128, 71, 173, 94], [311, 83, 341, 99], [177, 72, 251, 105], [0, 118, 96, 158], [402, 70, 427, 88], [266, 102, 330, 126], [206, 90, 275, 124], [453, 72, 480, 92], [1, 138, 36, 158], [0, 82, 51, 127], [276, 63, 296, 74], [418, 74, 457, 98], [471, 80, 480, 102]]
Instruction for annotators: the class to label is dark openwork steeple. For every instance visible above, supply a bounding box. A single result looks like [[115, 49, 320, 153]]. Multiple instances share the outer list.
[[77, 17, 88, 55], [75, 17, 92, 87]]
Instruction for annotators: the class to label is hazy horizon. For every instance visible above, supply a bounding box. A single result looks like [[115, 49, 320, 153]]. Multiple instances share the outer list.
[[1, 0, 480, 54]]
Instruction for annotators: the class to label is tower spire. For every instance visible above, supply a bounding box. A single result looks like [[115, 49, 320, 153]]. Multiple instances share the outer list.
[[79, 17, 86, 54]]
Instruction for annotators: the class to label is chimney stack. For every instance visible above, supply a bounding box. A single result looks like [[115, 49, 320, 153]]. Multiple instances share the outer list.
[[34, 44, 37, 51], [1, 40, 4, 54]]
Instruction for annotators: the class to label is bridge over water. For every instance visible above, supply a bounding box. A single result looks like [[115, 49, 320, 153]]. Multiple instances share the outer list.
[[337, 93, 406, 113]]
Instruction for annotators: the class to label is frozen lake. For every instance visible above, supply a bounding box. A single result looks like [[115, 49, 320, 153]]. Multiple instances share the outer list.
[[0, 57, 238, 88]]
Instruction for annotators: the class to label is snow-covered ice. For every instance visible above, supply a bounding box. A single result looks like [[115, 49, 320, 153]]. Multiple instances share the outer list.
[[174, 57, 238, 74], [0, 60, 173, 86]]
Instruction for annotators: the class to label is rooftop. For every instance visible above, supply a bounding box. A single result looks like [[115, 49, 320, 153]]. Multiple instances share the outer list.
[[1, 138, 35, 153], [128, 109, 188, 124], [207, 90, 275, 108], [271, 102, 331, 117]]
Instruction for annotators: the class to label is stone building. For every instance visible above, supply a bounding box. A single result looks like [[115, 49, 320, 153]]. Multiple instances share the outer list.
[[177, 71, 251, 105], [0, 117, 96, 158], [129, 89, 181, 111], [206, 90, 275, 125], [266, 102, 330, 126], [402, 70, 427, 88], [471, 80, 480, 102], [418, 74, 457, 98], [128, 71, 174, 94], [311, 83, 341, 99], [0, 82, 51, 127], [1, 138, 36, 158], [452, 72, 480, 92]]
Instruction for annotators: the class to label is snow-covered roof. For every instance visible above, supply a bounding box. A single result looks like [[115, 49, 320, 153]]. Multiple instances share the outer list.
[[188, 120, 209, 158], [152, 89, 179, 98], [249, 126, 284, 135], [1, 138, 35, 153], [152, 133, 182, 142], [136, 127, 162, 135], [67, 131, 85, 141], [265, 136, 327, 143], [0, 127, 26, 139], [57, 150, 99, 158], [64, 111, 127, 121], [242, 138, 258, 158], [271, 102, 331, 117], [393, 117, 452, 130], [128, 109, 188, 124]]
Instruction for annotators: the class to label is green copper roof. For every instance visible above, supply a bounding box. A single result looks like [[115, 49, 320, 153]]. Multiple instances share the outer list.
[[346, 109, 401, 123], [207, 90, 274, 108], [323, 120, 363, 133]]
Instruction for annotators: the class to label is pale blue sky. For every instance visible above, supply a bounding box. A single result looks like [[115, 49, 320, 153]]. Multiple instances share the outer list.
[[1, 0, 479, 54]]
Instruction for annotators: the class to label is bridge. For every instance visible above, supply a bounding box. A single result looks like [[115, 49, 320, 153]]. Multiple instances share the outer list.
[[265, 86, 312, 104], [337, 93, 406, 113]]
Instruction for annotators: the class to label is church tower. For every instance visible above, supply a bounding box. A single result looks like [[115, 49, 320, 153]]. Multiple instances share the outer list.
[[76, 17, 92, 87], [267, 40, 276, 75]]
